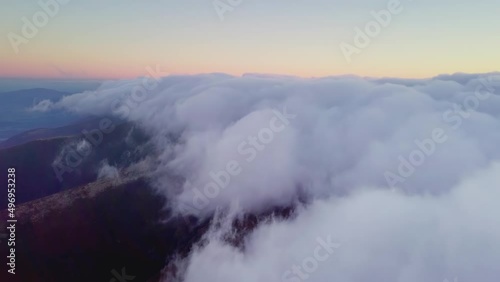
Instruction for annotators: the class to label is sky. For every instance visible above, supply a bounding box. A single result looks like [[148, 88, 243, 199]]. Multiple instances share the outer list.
[[1, 0, 499, 80]]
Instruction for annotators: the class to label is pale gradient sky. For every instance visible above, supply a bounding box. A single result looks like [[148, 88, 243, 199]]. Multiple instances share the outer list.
[[1, 0, 499, 79]]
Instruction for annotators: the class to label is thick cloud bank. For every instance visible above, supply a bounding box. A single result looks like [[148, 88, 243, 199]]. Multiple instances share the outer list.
[[36, 72, 500, 281], [180, 163, 500, 282]]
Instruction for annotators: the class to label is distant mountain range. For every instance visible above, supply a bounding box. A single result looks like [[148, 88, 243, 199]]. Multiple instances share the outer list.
[[0, 120, 150, 209], [0, 88, 84, 141], [0, 78, 102, 93], [0, 113, 293, 281]]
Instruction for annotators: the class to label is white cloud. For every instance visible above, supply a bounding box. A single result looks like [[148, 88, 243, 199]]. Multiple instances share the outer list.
[[179, 162, 500, 282], [97, 159, 120, 181], [30, 99, 54, 112], [40, 73, 500, 281]]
